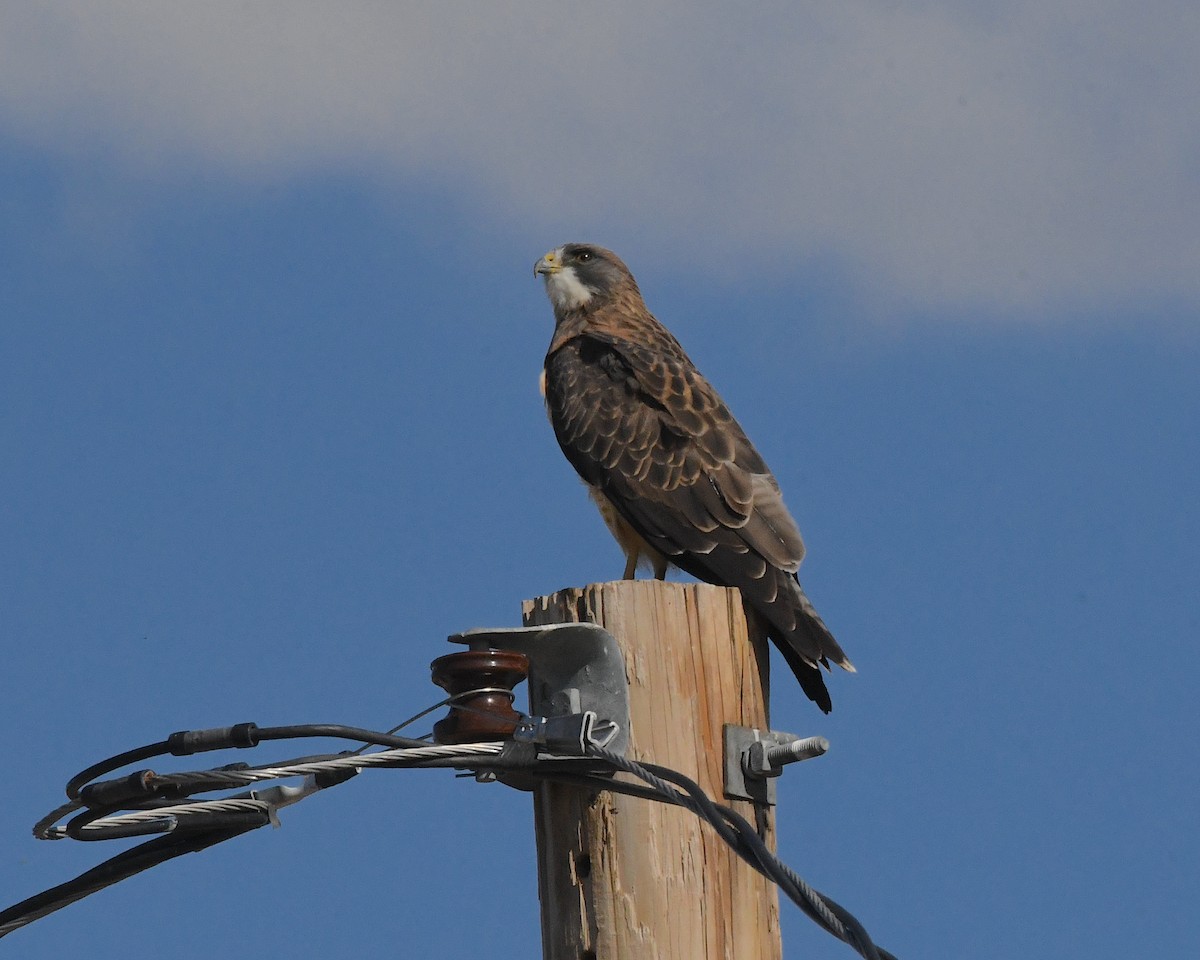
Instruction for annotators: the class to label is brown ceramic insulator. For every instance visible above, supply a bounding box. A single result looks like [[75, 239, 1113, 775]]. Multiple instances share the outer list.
[[430, 649, 529, 744]]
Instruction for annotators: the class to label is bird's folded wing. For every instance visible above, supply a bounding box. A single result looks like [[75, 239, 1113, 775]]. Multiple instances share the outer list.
[[545, 333, 806, 579]]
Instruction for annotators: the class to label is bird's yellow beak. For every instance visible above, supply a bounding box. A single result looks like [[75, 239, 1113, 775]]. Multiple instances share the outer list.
[[534, 249, 561, 277]]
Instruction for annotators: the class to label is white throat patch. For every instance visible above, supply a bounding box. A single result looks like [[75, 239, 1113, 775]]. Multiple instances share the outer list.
[[545, 264, 594, 312]]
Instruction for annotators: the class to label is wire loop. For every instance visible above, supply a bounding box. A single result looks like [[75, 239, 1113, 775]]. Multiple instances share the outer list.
[[6, 711, 895, 959]]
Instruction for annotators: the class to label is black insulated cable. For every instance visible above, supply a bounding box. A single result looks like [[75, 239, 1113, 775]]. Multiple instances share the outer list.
[[8, 713, 898, 959], [0, 824, 264, 939], [65, 723, 429, 801]]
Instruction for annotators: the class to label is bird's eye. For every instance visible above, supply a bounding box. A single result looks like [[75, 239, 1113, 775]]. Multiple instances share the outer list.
[[575, 250, 593, 262]]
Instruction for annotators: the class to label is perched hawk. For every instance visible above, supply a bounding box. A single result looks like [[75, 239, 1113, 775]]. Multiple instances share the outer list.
[[535, 243, 853, 712]]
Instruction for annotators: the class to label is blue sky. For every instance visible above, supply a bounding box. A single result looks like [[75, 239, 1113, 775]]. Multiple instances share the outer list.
[[1, 4, 1197, 957]]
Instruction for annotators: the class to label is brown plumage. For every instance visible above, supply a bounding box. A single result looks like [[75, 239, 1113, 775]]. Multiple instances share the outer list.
[[534, 243, 853, 712]]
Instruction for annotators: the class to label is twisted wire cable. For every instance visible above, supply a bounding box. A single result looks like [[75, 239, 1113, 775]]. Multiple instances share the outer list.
[[5, 704, 897, 959]]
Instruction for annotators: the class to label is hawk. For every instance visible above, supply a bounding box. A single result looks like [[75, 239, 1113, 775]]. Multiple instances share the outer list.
[[535, 243, 853, 712]]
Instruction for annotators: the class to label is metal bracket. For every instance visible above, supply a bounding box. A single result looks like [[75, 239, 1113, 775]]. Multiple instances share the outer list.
[[449, 624, 629, 757], [723, 725, 829, 805]]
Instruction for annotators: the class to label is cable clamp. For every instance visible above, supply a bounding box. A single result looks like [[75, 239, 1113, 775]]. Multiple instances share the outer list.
[[241, 776, 324, 828], [512, 711, 620, 754]]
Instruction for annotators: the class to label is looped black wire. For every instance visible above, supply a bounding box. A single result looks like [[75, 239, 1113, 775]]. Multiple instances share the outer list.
[[66, 724, 429, 801], [7, 715, 897, 959]]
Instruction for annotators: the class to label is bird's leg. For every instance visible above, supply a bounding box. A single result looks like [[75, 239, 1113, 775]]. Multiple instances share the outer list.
[[622, 553, 638, 580], [652, 555, 668, 580]]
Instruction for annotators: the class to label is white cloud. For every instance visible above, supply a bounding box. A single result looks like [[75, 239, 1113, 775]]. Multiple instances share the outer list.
[[1, 1, 1196, 317]]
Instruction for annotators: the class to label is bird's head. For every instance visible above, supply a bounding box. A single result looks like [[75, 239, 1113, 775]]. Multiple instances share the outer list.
[[534, 243, 633, 314]]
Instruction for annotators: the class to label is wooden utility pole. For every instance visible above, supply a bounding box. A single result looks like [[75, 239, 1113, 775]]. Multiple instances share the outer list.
[[523, 580, 782, 960]]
